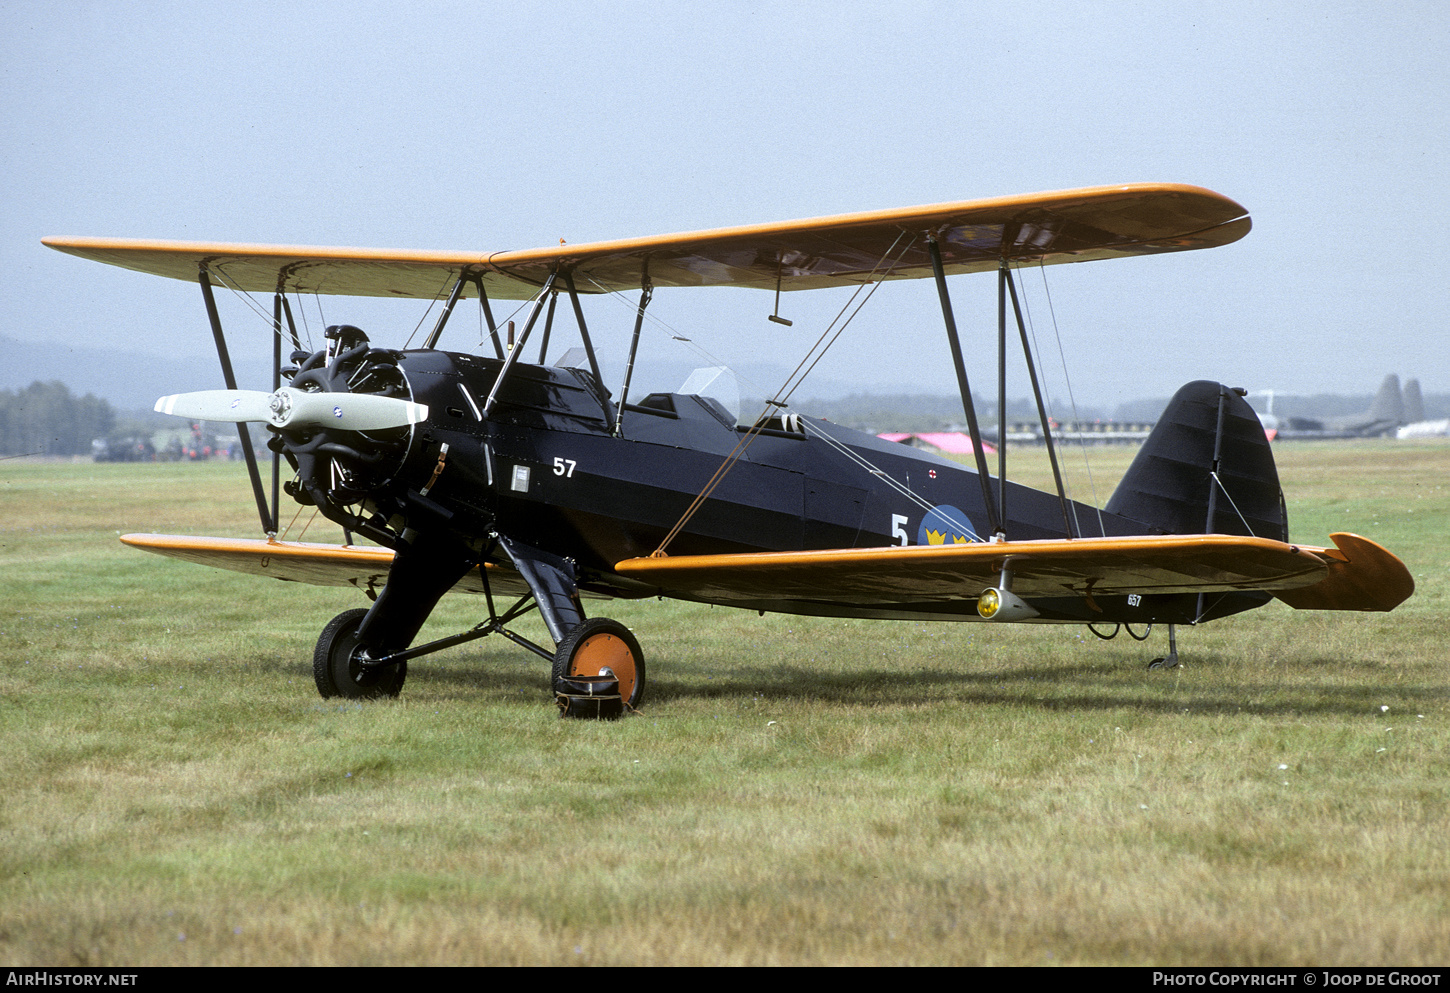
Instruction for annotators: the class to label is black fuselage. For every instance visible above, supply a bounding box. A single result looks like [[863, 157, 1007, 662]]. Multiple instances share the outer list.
[[277, 349, 1261, 629]]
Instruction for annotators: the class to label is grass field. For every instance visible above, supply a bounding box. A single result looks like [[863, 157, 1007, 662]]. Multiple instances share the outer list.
[[2, 441, 1447, 965]]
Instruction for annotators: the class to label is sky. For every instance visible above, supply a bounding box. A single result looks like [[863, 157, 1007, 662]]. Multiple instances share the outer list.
[[3, 1, 1447, 412]]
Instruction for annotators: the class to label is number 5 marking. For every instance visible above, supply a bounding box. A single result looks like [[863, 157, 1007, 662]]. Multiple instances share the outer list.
[[891, 514, 909, 546]]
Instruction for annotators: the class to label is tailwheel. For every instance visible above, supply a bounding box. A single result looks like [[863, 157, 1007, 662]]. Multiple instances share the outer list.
[[552, 617, 645, 718], [313, 607, 407, 700], [1146, 622, 1181, 670]]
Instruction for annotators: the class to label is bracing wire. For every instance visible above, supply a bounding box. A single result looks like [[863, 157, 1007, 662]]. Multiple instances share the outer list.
[[796, 417, 983, 540], [207, 267, 279, 327], [1208, 471, 1257, 537], [292, 292, 314, 350], [648, 233, 937, 556], [1037, 261, 1107, 537], [769, 231, 914, 406], [205, 266, 310, 381], [580, 253, 984, 549], [277, 501, 309, 542], [1012, 263, 1086, 537], [400, 271, 461, 350]]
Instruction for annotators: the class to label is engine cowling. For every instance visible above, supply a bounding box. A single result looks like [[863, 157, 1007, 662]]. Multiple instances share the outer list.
[[276, 324, 420, 516]]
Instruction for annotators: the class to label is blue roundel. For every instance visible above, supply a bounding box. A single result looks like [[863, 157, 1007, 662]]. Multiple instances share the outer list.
[[332, 406, 344, 419], [917, 505, 977, 545]]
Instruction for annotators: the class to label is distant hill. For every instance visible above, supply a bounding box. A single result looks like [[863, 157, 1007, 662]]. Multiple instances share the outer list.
[[6, 333, 1443, 431], [1, 334, 273, 414]]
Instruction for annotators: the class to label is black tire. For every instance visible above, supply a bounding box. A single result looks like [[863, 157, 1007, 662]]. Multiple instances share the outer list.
[[552, 617, 645, 710], [313, 607, 407, 700]]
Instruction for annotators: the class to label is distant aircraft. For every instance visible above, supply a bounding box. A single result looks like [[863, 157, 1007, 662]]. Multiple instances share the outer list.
[[1403, 378, 1425, 425], [1386, 379, 1444, 437], [1393, 378, 1446, 437], [1262, 375, 1419, 439], [1324, 374, 1408, 436], [43, 183, 1414, 717]]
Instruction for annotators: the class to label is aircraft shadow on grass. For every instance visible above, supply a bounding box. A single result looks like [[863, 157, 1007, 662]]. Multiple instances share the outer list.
[[263, 647, 1437, 722]]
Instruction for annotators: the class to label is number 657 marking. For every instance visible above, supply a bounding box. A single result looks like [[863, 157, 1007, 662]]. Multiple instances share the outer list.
[[553, 457, 577, 478]]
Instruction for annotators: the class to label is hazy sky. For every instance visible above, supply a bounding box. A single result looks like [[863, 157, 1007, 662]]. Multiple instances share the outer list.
[[4, 1, 1447, 409]]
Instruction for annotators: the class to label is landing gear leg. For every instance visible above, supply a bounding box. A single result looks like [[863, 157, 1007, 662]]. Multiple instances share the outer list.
[[1147, 623, 1180, 670], [492, 535, 648, 717]]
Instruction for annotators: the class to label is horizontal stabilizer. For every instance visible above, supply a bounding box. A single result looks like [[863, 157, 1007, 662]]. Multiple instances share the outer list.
[[1272, 533, 1415, 611]]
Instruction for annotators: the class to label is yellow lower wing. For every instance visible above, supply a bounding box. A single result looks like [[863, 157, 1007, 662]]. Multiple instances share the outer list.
[[122, 531, 1412, 615], [614, 533, 1411, 612], [118, 534, 534, 599]]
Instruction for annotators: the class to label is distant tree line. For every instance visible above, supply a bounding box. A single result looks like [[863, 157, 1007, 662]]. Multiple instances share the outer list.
[[0, 381, 116, 455]]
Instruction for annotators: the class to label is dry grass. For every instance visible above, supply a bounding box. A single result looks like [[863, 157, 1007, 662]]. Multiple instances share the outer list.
[[2, 442, 1448, 965]]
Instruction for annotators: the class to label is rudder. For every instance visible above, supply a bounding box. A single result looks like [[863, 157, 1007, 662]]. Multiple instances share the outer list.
[[1105, 381, 1286, 540]]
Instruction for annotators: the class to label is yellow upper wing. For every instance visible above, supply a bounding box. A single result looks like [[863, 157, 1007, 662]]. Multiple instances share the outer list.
[[44, 183, 1248, 301]]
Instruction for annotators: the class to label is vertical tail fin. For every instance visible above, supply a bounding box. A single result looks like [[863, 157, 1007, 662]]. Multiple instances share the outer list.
[[1105, 381, 1287, 540], [1367, 373, 1405, 425], [1403, 377, 1424, 424]]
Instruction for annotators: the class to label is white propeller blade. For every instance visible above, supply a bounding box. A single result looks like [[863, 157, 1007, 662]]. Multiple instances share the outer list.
[[154, 388, 428, 430], [155, 390, 273, 422]]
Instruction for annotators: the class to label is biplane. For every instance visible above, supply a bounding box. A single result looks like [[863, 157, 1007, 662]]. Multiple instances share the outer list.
[[43, 183, 1414, 716]]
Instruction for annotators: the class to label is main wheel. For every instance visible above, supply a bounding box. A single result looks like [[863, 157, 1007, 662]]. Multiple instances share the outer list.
[[313, 607, 407, 700], [552, 617, 645, 711]]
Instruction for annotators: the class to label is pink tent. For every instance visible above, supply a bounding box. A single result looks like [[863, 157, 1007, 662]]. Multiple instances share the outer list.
[[878, 431, 996, 456]]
